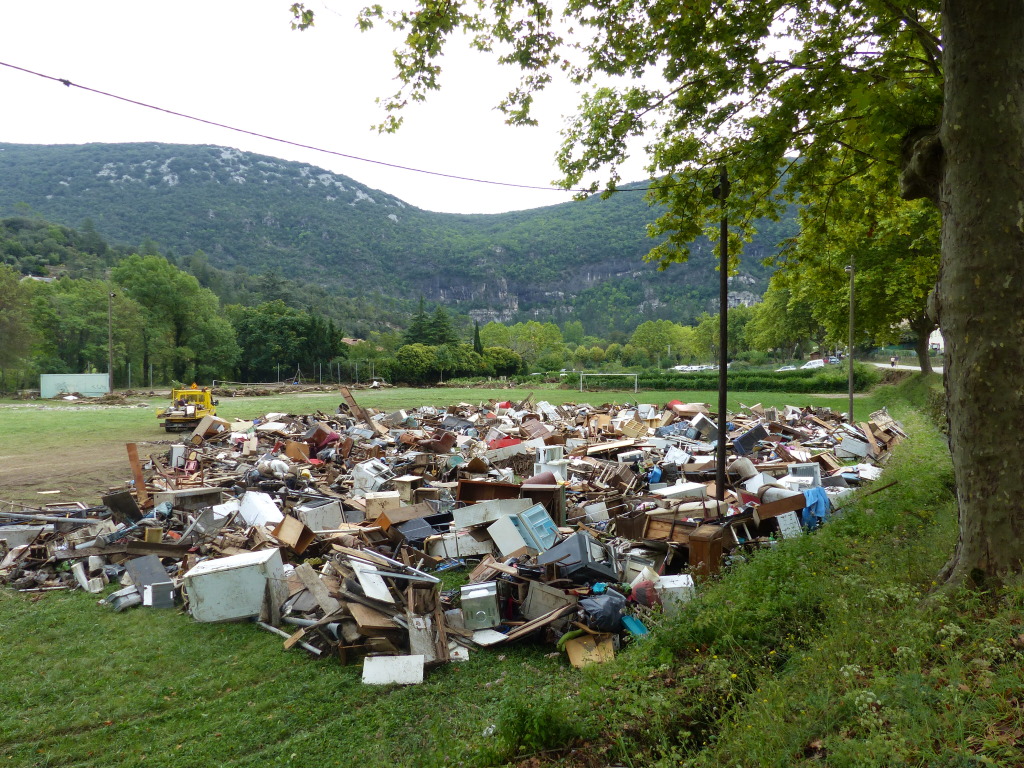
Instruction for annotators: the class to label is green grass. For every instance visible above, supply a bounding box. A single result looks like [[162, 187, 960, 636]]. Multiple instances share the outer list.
[[8, 373, 1011, 768], [0, 586, 575, 767], [471, 375, 1024, 767], [0, 384, 882, 460]]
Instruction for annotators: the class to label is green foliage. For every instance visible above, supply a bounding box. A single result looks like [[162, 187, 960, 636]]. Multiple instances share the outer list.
[[630, 319, 695, 361], [335, 1, 941, 282], [472, 321, 484, 354], [482, 346, 524, 376], [425, 305, 460, 346], [0, 216, 111, 278], [403, 297, 430, 345], [394, 343, 438, 383], [25, 278, 146, 382], [226, 300, 343, 382], [0, 265, 35, 371], [745, 283, 824, 357], [507, 320, 565, 364], [324, 0, 948, 374], [765, 164, 941, 364], [482, 686, 590, 763], [580, 363, 881, 393], [479, 321, 511, 349], [0, 143, 790, 339], [112, 254, 240, 382]]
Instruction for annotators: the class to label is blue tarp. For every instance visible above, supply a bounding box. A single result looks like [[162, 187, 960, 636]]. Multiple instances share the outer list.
[[800, 486, 831, 530]]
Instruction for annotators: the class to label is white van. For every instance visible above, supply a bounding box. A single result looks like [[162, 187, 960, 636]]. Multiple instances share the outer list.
[[801, 358, 825, 369]]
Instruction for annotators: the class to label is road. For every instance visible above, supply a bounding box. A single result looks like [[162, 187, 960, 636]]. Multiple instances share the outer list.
[[873, 362, 944, 373]]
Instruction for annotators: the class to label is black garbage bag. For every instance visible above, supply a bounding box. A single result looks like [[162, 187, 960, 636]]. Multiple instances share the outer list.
[[579, 589, 627, 633]]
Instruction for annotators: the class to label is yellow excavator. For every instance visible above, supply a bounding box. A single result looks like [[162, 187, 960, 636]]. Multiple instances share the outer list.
[[156, 384, 219, 432]]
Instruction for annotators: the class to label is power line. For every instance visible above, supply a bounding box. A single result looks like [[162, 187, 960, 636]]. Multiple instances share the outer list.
[[0, 59, 657, 196]]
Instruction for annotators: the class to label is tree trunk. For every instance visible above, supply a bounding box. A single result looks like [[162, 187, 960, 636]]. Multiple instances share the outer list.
[[910, 313, 935, 375], [938, 0, 1024, 585]]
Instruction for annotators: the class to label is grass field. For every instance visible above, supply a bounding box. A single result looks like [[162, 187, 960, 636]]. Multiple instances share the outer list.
[[0, 385, 874, 506], [6, 375, 1013, 767]]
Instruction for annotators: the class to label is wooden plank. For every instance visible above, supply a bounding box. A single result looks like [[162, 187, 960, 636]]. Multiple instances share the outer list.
[[432, 601, 449, 661], [283, 627, 307, 650], [858, 422, 880, 458], [345, 600, 398, 633], [125, 541, 190, 558], [754, 493, 807, 520], [352, 561, 395, 604], [52, 544, 128, 561], [499, 603, 576, 643], [581, 439, 637, 456], [339, 387, 373, 427], [294, 562, 342, 615], [643, 519, 693, 543], [125, 443, 149, 506]]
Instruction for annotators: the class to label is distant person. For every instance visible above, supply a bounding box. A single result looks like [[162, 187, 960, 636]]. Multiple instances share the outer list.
[[890, 355, 898, 368]]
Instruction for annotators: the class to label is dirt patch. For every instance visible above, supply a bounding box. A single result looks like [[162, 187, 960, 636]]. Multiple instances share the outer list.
[[0, 441, 167, 508], [212, 384, 343, 398], [880, 368, 918, 384]]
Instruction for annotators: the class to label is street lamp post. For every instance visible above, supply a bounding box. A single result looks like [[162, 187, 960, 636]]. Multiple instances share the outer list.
[[845, 258, 855, 423], [712, 165, 730, 505], [107, 292, 115, 394]]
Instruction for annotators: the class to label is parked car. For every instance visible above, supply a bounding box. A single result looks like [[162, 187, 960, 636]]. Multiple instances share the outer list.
[[776, 365, 797, 372], [826, 356, 841, 364], [801, 359, 826, 369]]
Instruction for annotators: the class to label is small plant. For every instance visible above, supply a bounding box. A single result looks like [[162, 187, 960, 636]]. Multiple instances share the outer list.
[[483, 687, 586, 762]]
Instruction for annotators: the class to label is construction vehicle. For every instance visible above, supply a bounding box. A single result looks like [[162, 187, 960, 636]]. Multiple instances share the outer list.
[[156, 384, 219, 432]]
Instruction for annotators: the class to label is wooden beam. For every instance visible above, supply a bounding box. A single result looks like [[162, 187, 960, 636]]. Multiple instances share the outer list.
[[125, 443, 150, 506]]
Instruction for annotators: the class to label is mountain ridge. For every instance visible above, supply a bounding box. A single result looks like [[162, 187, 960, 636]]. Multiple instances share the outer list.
[[0, 141, 791, 334]]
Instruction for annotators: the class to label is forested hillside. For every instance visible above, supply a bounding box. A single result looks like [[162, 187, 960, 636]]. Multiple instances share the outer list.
[[0, 142, 794, 335]]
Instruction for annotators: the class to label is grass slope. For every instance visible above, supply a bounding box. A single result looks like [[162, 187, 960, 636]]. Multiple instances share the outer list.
[[4, 376, 1020, 767]]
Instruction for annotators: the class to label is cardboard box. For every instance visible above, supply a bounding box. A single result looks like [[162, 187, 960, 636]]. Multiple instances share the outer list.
[[283, 440, 310, 462], [564, 633, 615, 668], [271, 515, 316, 554]]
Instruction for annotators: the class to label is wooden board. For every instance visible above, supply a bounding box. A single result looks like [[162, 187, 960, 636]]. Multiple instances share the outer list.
[[345, 601, 398, 633], [564, 633, 615, 668], [125, 443, 149, 506]]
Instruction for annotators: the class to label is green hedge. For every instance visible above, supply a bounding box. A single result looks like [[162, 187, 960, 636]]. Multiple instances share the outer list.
[[579, 363, 881, 393]]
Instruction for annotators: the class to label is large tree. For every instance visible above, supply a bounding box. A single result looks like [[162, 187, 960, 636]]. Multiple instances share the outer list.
[[112, 254, 239, 383], [929, 1, 1024, 585], [0, 266, 35, 376], [629, 319, 698, 363], [25, 278, 146, 382], [292, 1, 1023, 585], [744, 282, 823, 359], [769, 162, 941, 370]]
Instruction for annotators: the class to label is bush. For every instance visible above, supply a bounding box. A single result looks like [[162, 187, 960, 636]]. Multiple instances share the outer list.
[[482, 687, 589, 763], [576, 363, 881, 393]]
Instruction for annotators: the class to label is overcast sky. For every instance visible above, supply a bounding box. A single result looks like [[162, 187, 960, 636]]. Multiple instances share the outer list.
[[0, 0, 650, 214]]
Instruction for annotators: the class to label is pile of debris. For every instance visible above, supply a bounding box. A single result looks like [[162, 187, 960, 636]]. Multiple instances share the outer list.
[[0, 388, 905, 681]]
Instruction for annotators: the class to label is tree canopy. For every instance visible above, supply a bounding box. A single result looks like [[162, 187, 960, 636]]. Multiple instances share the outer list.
[[290, 1, 1024, 589], [0, 266, 35, 372], [299, 1, 940, 266]]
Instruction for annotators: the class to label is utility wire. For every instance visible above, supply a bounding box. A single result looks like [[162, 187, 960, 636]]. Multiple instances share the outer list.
[[0, 59, 658, 195]]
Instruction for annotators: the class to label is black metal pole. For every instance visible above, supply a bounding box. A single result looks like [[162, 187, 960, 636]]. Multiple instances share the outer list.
[[107, 291, 115, 394], [714, 166, 729, 503], [847, 257, 855, 423]]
